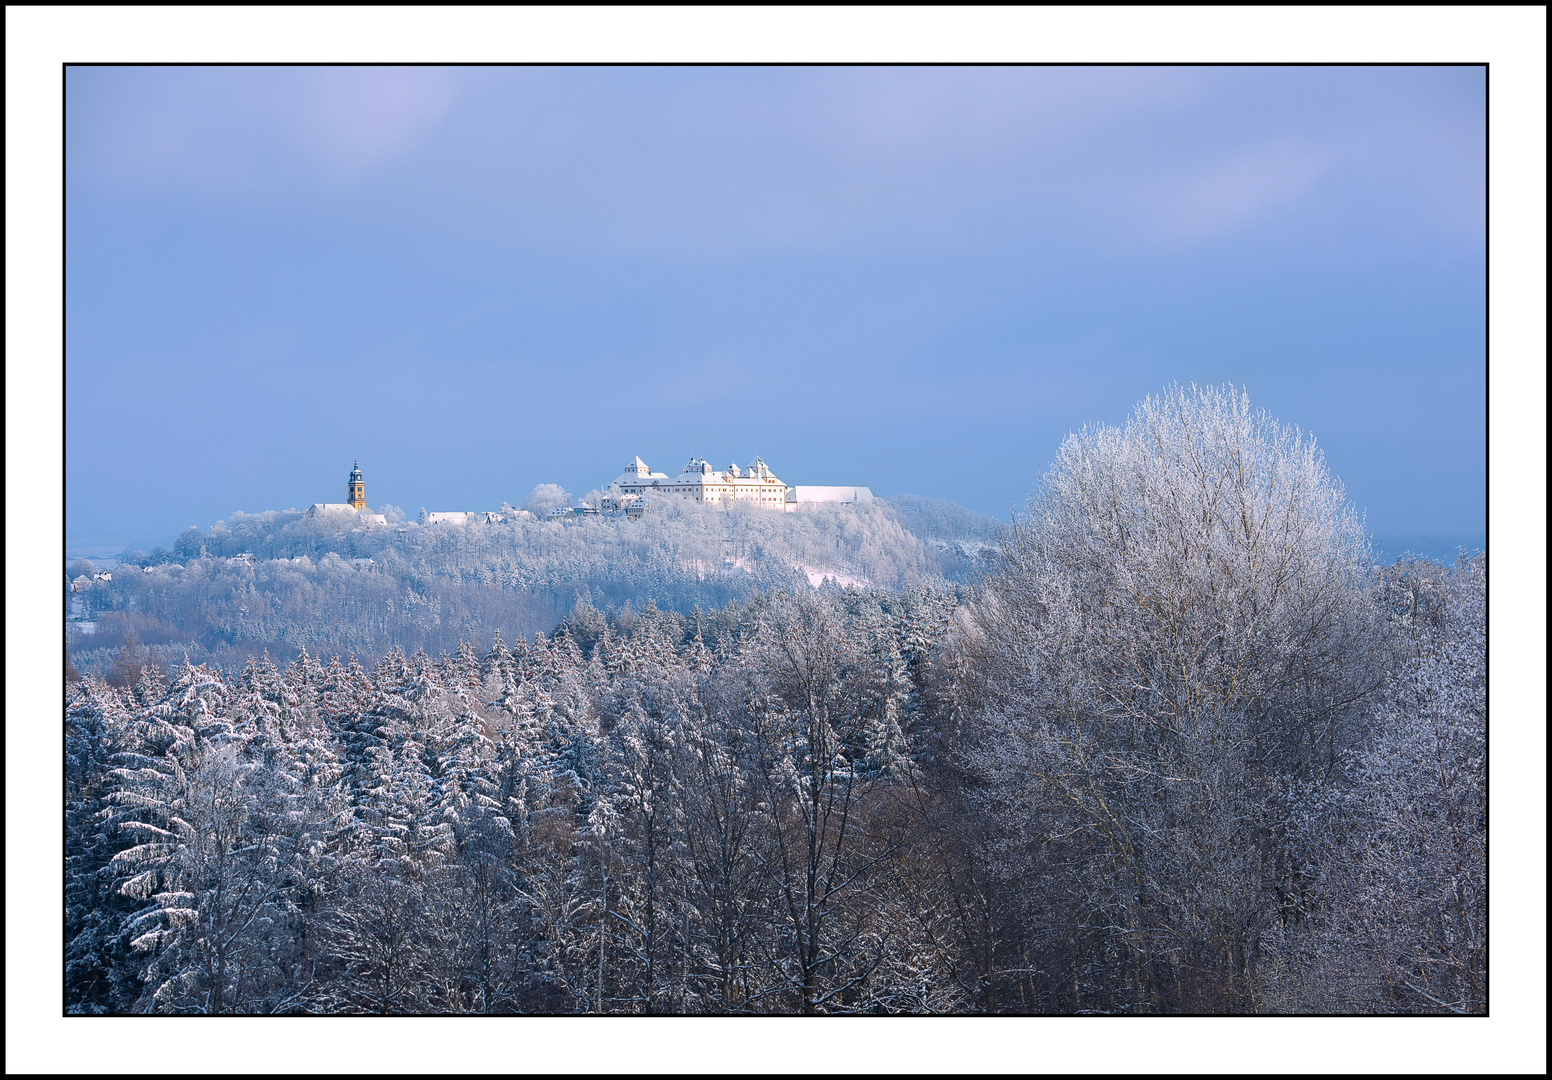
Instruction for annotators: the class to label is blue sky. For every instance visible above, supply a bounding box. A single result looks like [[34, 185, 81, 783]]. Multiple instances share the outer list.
[[65, 65, 1486, 550]]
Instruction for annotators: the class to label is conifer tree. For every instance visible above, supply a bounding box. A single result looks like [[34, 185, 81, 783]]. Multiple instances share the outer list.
[[65, 680, 137, 1012]]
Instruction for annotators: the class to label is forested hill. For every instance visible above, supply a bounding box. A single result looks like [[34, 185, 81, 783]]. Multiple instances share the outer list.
[[68, 496, 990, 678]]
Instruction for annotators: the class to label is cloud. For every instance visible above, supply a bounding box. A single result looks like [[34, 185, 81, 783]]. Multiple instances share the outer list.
[[68, 66, 459, 191], [799, 66, 1203, 168], [1146, 139, 1336, 244], [288, 67, 458, 178], [69, 67, 1476, 264]]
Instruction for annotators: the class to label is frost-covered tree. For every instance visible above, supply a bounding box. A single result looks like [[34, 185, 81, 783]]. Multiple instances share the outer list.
[[676, 682, 765, 1011], [65, 680, 137, 1013], [317, 861, 435, 1013], [1341, 554, 1487, 1013], [600, 673, 690, 1013], [106, 630, 146, 690], [523, 483, 572, 518], [965, 384, 1383, 1012], [747, 592, 898, 1013], [106, 666, 336, 1013]]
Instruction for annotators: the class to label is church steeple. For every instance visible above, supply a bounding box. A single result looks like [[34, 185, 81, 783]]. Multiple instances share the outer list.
[[348, 460, 365, 510]]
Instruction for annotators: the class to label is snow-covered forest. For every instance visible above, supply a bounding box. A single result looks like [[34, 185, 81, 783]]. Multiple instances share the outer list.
[[63, 387, 1487, 1014]]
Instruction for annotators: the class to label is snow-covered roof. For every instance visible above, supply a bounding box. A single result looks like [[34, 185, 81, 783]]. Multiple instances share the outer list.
[[613, 455, 670, 486], [607, 453, 794, 491], [678, 457, 718, 476], [308, 504, 385, 525]]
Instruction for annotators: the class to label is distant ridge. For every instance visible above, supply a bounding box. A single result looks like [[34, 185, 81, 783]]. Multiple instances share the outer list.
[[876, 493, 1002, 543]]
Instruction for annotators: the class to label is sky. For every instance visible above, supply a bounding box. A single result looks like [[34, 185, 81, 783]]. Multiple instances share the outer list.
[[64, 64, 1487, 552]]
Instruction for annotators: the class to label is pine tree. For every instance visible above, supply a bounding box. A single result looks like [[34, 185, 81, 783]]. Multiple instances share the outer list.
[[65, 680, 136, 1012], [105, 665, 329, 1012]]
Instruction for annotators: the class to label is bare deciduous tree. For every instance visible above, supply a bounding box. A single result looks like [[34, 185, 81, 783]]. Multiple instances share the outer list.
[[965, 384, 1382, 1012]]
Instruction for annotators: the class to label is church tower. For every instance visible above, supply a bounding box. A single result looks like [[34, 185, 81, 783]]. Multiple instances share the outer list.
[[348, 460, 365, 510]]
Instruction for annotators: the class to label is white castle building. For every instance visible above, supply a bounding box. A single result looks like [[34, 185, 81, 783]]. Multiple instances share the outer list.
[[601, 456, 871, 513]]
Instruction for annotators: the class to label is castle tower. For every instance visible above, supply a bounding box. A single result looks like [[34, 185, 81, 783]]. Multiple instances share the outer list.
[[348, 460, 365, 510]]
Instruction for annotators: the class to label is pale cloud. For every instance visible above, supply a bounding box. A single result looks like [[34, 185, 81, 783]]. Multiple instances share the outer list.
[[287, 67, 458, 178], [68, 66, 1475, 262], [1146, 139, 1336, 244], [798, 66, 1204, 167], [403, 66, 1209, 260], [68, 66, 459, 191]]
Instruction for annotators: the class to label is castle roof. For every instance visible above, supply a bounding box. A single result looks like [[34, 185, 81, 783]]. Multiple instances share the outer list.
[[610, 453, 787, 490], [612, 455, 669, 486], [678, 457, 718, 476]]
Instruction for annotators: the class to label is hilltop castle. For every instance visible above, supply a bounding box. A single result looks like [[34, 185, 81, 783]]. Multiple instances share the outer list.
[[601, 455, 872, 513], [301, 455, 872, 526]]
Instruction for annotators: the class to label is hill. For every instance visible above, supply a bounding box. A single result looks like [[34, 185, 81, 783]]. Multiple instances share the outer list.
[[68, 495, 990, 677]]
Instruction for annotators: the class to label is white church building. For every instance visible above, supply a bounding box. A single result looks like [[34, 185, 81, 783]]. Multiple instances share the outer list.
[[601, 456, 871, 513]]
